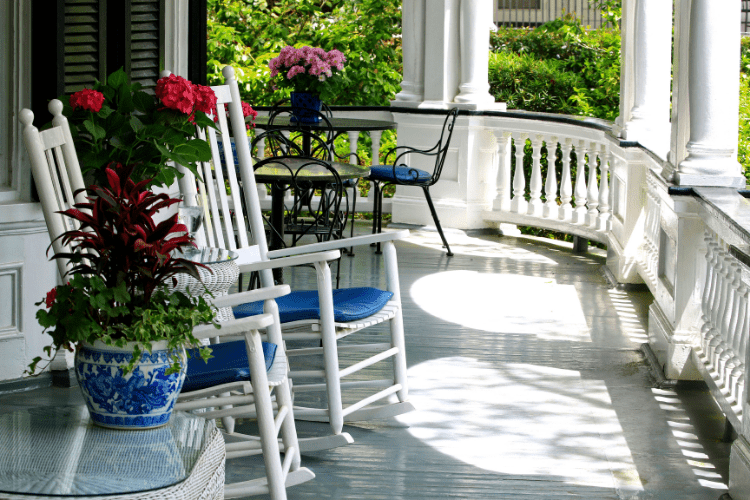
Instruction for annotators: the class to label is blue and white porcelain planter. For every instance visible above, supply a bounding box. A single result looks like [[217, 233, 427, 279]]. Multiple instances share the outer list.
[[75, 340, 186, 430]]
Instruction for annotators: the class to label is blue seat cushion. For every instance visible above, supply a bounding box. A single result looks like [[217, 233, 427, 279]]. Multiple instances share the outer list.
[[233, 287, 394, 324], [369, 165, 432, 183], [182, 340, 277, 393]]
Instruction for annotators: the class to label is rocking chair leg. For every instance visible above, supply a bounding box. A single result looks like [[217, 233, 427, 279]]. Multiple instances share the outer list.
[[423, 186, 453, 256]]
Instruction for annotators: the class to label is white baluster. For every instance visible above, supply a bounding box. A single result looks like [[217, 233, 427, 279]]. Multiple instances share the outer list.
[[701, 233, 718, 352], [573, 140, 589, 224], [717, 268, 741, 384], [726, 277, 747, 401], [597, 147, 611, 231], [559, 138, 574, 221], [730, 281, 748, 403], [709, 252, 734, 370], [511, 133, 528, 214], [347, 131, 359, 165], [493, 131, 512, 212], [586, 143, 600, 227], [543, 137, 560, 219], [370, 131, 383, 165], [527, 135, 544, 216]]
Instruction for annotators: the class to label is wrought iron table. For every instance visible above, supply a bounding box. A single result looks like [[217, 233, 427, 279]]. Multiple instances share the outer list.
[[0, 406, 225, 499], [254, 157, 371, 254]]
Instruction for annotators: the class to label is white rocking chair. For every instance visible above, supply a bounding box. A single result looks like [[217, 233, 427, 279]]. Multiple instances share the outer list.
[[20, 100, 313, 500], [177, 65, 415, 453]]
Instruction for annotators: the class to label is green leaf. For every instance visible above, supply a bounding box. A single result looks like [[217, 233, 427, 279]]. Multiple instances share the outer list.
[[107, 68, 128, 89], [130, 115, 145, 132]]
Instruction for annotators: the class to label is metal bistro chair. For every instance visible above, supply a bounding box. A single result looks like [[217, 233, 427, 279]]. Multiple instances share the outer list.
[[180, 66, 414, 452], [21, 100, 313, 500], [369, 107, 459, 256]]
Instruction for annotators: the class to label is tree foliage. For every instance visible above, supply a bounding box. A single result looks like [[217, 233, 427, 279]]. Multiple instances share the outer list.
[[207, 0, 402, 106]]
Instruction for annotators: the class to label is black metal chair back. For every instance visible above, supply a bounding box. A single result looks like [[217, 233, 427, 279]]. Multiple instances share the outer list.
[[369, 108, 460, 256]]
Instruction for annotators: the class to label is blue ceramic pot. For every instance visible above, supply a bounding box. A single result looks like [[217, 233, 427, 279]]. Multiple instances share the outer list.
[[75, 341, 186, 429], [290, 91, 322, 124]]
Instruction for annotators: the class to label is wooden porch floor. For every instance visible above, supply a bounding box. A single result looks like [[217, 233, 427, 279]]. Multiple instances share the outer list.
[[1, 225, 732, 499]]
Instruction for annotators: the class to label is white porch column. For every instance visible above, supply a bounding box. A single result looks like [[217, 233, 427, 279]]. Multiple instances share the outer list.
[[675, 0, 745, 188], [164, 0, 189, 79], [392, 0, 425, 106], [621, 0, 672, 157], [421, 0, 461, 108], [613, 0, 636, 138], [454, 0, 496, 109]]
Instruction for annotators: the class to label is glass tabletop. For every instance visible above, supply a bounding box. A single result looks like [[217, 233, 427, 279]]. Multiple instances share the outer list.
[[174, 246, 238, 265], [254, 156, 370, 182], [0, 407, 216, 496], [253, 115, 396, 132]]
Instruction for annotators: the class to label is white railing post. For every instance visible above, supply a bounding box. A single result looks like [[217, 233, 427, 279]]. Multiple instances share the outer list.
[[543, 137, 560, 219], [597, 146, 611, 231], [573, 140, 589, 224], [511, 132, 528, 214], [347, 131, 360, 164], [586, 143, 600, 227], [493, 131, 512, 212], [559, 138, 573, 221], [527, 135, 544, 217]]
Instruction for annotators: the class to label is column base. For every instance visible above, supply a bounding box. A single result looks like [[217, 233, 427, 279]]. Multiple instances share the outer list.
[[677, 149, 746, 188], [647, 302, 701, 381], [730, 436, 750, 499], [673, 172, 746, 188]]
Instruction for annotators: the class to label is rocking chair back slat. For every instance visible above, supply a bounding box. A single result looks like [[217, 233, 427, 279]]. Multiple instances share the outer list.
[[20, 100, 86, 279]]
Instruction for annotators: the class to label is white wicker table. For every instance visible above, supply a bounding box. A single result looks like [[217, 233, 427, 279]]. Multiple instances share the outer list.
[[172, 247, 240, 322], [0, 407, 225, 499]]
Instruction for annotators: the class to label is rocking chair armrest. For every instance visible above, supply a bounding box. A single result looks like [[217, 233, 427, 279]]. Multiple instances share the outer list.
[[193, 313, 275, 339], [267, 230, 410, 258], [209, 285, 291, 309], [238, 249, 342, 274]]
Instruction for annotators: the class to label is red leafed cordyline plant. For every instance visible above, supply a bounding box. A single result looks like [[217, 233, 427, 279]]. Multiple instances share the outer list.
[[29, 164, 217, 375]]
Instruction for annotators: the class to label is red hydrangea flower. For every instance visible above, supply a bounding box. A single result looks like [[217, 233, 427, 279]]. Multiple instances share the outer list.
[[45, 287, 57, 309], [241, 102, 258, 130], [69, 89, 105, 113], [155, 74, 195, 115], [193, 84, 217, 115]]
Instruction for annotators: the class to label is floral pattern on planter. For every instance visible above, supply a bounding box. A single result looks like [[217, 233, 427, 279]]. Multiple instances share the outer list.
[[75, 341, 186, 429]]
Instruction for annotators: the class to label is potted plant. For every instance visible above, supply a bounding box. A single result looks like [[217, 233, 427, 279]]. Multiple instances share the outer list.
[[268, 46, 347, 123], [62, 68, 217, 189], [29, 164, 218, 429]]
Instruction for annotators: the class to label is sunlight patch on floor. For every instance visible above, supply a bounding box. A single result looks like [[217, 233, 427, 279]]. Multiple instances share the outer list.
[[410, 270, 591, 341], [657, 389, 729, 491], [402, 229, 559, 263], [395, 357, 642, 490]]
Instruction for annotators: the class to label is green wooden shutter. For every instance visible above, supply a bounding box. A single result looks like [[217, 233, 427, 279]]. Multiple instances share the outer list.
[[63, 0, 107, 93]]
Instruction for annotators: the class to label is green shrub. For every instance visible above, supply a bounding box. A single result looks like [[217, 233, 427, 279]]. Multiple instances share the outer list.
[[490, 16, 621, 121], [489, 52, 584, 114]]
